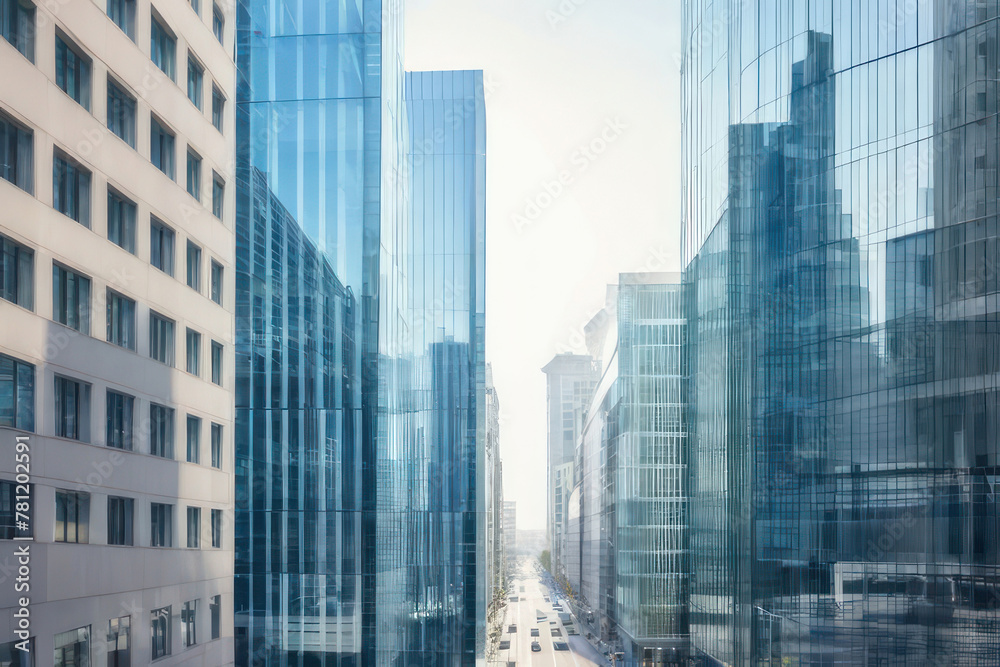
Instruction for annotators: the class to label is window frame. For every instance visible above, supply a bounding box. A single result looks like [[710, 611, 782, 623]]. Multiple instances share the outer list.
[[0, 110, 34, 193], [150, 117, 175, 180], [106, 76, 136, 148], [150, 15, 175, 81], [186, 414, 200, 464], [148, 403, 174, 459], [149, 217, 175, 276], [52, 263, 91, 334], [0, 353, 34, 432], [150, 503, 172, 548], [52, 149, 92, 227], [150, 605, 171, 659], [186, 52, 203, 109], [53, 374, 90, 442], [0, 232, 34, 310], [54, 489, 90, 543], [55, 32, 91, 110], [107, 187, 137, 253], [105, 389, 134, 451], [106, 288, 136, 350], [149, 311, 175, 366], [107, 495, 133, 546]]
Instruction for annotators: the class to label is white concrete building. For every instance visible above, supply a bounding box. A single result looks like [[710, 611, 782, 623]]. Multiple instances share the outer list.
[[0, 0, 235, 664]]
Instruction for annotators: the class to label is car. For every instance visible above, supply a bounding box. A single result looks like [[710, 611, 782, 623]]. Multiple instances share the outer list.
[[553, 642, 569, 652], [530, 628, 539, 637], [531, 641, 541, 653], [551, 628, 562, 637], [508, 624, 517, 633], [499, 640, 511, 650]]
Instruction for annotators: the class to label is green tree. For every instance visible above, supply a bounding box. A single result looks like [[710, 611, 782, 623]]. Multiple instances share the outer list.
[[539, 549, 551, 572]]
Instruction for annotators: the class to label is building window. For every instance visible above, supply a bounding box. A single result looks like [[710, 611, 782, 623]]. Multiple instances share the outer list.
[[54, 375, 90, 442], [149, 403, 173, 459], [106, 0, 134, 40], [105, 390, 134, 450], [186, 150, 201, 200], [212, 4, 223, 43], [210, 174, 225, 220], [150, 218, 174, 276], [52, 264, 90, 333], [211, 86, 224, 132], [107, 496, 133, 546], [210, 260, 222, 305], [54, 490, 89, 543], [211, 341, 222, 386], [186, 241, 201, 290], [0, 233, 33, 309], [107, 615, 130, 667], [106, 78, 136, 147], [186, 53, 203, 109], [0, 479, 32, 539], [185, 329, 200, 375], [150, 504, 172, 548], [186, 415, 200, 464], [0, 353, 33, 431], [53, 151, 91, 227], [186, 506, 200, 548], [106, 289, 136, 350], [150, 17, 174, 80], [1, 0, 35, 61], [150, 118, 174, 179], [189, 0, 199, 15], [0, 111, 33, 193], [150, 606, 171, 659], [209, 595, 220, 639], [181, 600, 197, 647], [55, 35, 90, 110], [210, 423, 222, 469], [211, 508, 221, 548], [107, 188, 136, 253], [53, 625, 90, 667], [149, 312, 175, 366]]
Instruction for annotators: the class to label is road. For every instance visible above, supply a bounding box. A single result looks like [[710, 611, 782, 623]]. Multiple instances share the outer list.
[[494, 558, 608, 667]]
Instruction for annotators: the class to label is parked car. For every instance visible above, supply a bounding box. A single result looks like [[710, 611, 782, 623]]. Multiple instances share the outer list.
[[553, 642, 570, 651], [530, 628, 539, 637], [499, 640, 510, 650], [508, 624, 517, 633], [551, 628, 562, 637], [531, 641, 541, 653]]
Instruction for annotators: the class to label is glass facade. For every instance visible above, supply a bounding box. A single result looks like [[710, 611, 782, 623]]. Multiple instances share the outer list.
[[235, 1, 487, 665], [682, 1, 1000, 664]]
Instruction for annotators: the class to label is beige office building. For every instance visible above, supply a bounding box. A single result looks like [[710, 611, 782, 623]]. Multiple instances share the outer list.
[[0, 0, 234, 663]]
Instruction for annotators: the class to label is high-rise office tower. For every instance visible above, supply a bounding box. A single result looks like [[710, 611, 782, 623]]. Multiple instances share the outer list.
[[543, 354, 598, 580], [234, 0, 488, 659], [0, 0, 236, 664], [486, 365, 506, 624], [683, 2, 1000, 664]]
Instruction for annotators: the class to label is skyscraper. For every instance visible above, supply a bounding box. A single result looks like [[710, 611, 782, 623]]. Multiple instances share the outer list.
[[683, 1, 1000, 664], [0, 0, 236, 663]]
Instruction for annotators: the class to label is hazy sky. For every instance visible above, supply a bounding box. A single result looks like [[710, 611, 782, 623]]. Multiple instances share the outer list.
[[405, 0, 683, 531]]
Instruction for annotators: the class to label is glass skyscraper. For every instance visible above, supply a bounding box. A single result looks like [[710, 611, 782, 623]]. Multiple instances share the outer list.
[[234, 1, 486, 665], [683, 1, 1000, 664]]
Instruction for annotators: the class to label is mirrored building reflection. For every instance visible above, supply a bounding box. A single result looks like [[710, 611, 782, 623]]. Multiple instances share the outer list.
[[683, 1, 1000, 664]]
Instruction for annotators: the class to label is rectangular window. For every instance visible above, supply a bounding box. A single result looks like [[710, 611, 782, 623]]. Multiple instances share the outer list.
[[211, 341, 222, 386], [150, 606, 171, 659], [186, 415, 200, 464], [150, 17, 174, 80], [107, 188, 136, 253], [211, 173, 224, 219], [1, 0, 35, 61], [211, 508, 221, 548], [149, 312, 175, 366], [107, 615, 130, 667], [150, 218, 174, 276], [186, 241, 201, 290], [181, 600, 197, 647], [186, 151, 201, 200], [54, 375, 90, 441], [106, 78, 136, 147], [186, 506, 199, 548], [0, 233, 33, 309], [0, 111, 33, 193], [189, 0, 199, 15], [149, 403, 173, 459], [150, 118, 174, 179], [0, 479, 32, 539], [54, 625, 90, 667], [185, 328, 200, 375], [210, 260, 222, 305], [0, 353, 33, 431], [55, 35, 90, 110], [211, 86, 224, 131], [210, 423, 222, 469], [212, 4, 223, 43], [106, 0, 135, 40], [52, 264, 90, 333], [107, 496, 133, 546], [105, 390, 134, 450], [106, 289, 135, 350], [54, 489, 89, 543], [209, 595, 221, 639], [53, 151, 91, 226], [150, 504, 172, 548], [186, 54, 202, 109]]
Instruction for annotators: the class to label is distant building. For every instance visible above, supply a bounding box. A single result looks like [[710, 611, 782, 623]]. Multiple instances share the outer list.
[[486, 365, 506, 616], [503, 500, 517, 557]]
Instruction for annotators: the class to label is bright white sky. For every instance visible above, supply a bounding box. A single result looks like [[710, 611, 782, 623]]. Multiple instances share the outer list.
[[405, 0, 682, 531]]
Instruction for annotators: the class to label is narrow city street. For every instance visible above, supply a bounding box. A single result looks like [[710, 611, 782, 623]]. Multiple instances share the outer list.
[[494, 558, 609, 667]]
